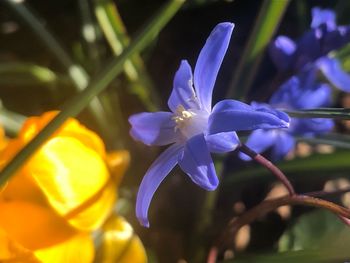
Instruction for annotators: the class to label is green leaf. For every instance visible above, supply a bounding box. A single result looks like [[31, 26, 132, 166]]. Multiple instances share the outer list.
[[3, 0, 116, 141], [94, 0, 160, 111], [226, 0, 290, 100], [223, 151, 350, 187], [224, 247, 350, 263], [225, 211, 350, 263], [0, 0, 185, 186], [279, 210, 349, 252], [297, 133, 350, 150], [0, 63, 65, 86]]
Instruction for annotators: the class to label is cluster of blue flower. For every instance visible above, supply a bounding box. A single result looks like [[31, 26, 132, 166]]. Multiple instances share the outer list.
[[129, 8, 350, 227], [241, 7, 350, 161]]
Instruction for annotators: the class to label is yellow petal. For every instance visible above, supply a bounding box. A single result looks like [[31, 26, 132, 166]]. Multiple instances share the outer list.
[[0, 126, 8, 152], [1, 170, 46, 205], [106, 150, 130, 187], [0, 227, 40, 263], [34, 233, 94, 263], [0, 138, 47, 205], [26, 136, 110, 219], [97, 215, 147, 263], [19, 111, 106, 158], [0, 201, 75, 250], [64, 180, 117, 231]]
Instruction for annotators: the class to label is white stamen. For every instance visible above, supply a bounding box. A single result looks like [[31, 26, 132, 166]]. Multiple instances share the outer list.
[[172, 104, 209, 139]]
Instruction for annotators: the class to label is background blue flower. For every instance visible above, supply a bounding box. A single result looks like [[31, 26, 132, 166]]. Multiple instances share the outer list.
[[269, 7, 350, 92], [241, 72, 334, 161]]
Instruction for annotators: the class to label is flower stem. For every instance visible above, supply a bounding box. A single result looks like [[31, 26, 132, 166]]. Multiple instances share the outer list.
[[208, 194, 350, 262], [239, 144, 295, 196], [285, 108, 350, 120]]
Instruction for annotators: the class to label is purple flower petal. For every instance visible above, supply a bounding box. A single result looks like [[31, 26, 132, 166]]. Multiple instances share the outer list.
[[208, 100, 290, 134], [269, 36, 296, 71], [129, 112, 177, 146], [194, 22, 234, 112], [294, 83, 332, 109], [205, 131, 240, 153], [322, 26, 350, 53], [136, 144, 183, 227], [316, 57, 350, 92], [311, 7, 336, 30], [272, 132, 295, 161], [294, 30, 322, 69], [292, 118, 334, 135], [239, 129, 277, 161], [270, 75, 332, 109], [250, 102, 290, 124], [178, 134, 218, 190], [168, 60, 199, 112]]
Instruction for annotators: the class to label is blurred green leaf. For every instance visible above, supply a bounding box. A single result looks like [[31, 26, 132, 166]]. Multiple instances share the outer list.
[[227, 0, 290, 100], [0, 0, 185, 186], [297, 133, 350, 150], [0, 63, 68, 86], [225, 211, 350, 262], [94, 0, 160, 111], [0, 106, 26, 136], [224, 247, 350, 263], [224, 151, 350, 187], [279, 210, 350, 251], [4, 0, 116, 141]]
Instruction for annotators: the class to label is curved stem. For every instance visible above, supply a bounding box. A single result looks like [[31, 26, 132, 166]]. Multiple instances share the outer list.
[[208, 194, 350, 263], [239, 144, 295, 196]]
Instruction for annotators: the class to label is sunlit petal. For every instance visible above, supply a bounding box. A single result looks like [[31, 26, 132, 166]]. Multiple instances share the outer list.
[[136, 144, 183, 227], [194, 22, 234, 111], [96, 215, 147, 263], [34, 233, 94, 263], [0, 201, 75, 250], [178, 134, 218, 190], [168, 60, 199, 112], [129, 112, 177, 146], [26, 136, 110, 220]]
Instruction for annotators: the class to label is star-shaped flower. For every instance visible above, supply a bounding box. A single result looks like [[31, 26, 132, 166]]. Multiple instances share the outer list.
[[129, 22, 290, 227]]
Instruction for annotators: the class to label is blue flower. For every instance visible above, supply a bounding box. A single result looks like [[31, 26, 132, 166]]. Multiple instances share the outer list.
[[269, 7, 350, 92], [241, 73, 334, 161], [129, 22, 290, 227]]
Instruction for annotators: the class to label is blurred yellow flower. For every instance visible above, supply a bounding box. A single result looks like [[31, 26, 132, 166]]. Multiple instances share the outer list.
[[0, 111, 147, 263]]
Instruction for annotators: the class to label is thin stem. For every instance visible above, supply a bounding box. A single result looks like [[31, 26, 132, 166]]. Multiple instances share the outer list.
[[306, 186, 350, 198], [208, 194, 350, 262], [0, 0, 185, 186], [285, 108, 350, 120], [239, 144, 295, 196]]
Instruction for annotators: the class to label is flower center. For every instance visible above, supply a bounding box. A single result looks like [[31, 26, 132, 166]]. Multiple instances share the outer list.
[[172, 105, 209, 139]]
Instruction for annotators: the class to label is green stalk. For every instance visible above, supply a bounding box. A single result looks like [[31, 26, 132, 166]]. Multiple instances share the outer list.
[[226, 0, 290, 100], [78, 0, 102, 67], [94, 0, 160, 111], [0, 106, 26, 136], [0, 0, 185, 185], [296, 133, 350, 150], [286, 108, 350, 120], [3, 0, 113, 140]]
